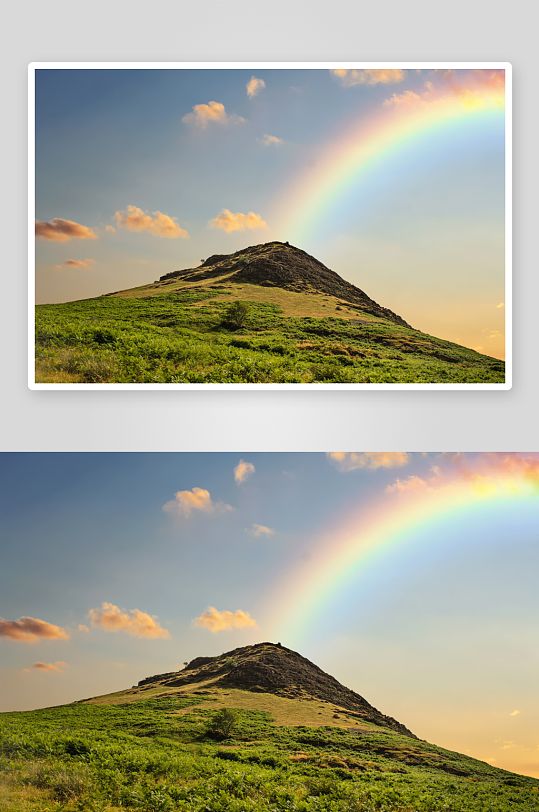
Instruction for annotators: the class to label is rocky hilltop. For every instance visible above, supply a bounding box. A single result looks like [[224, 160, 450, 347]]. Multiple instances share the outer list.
[[137, 641, 416, 739], [159, 241, 411, 328]]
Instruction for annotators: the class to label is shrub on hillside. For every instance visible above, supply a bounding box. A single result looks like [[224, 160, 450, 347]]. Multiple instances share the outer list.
[[225, 301, 250, 329], [206, 707, 237, 740]]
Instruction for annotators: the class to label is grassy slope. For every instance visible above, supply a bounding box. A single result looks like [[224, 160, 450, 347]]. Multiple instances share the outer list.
[[35, 275, 505, 384], [1, 681, 537, 812]]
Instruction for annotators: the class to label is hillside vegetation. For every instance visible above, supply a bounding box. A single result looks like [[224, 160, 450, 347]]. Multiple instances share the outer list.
[[1, 643, 536, 811], [35, 242, 505, 384]]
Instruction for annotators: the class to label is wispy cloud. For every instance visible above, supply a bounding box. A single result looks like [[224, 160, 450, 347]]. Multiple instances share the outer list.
[[209, 209, 268, 233], [0, 616, 70, 643], [35, 218, 97, 242], [509, 710, 520, 716], [24, 661, 69, 673], [88, 602, 171, 639], [63, 259, 96, 269], [163, 487, 233, 518], [114, 206, 189, 238], [384, 70, 505, 109], [331, 68, 406, 87], [78, 624, 90, 633], [496, 303, 505, 308], [247, 76, 265, 98], [386, 454, 539, 497], [193, 607, 258, 633], [327, 452, 412, 472], [105, 225, 116, 233], [247, 524, 275, 537], [234, 459, 255, 483], [182, 101, 246, 128], [258, 134, 284, 146]]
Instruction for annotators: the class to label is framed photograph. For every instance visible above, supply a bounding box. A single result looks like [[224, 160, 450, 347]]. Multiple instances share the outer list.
[[30, 63, 511, 389]]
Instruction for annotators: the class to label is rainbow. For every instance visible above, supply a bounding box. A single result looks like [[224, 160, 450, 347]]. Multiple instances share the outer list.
[[266, 456, 536, 643], [272, 71, 505, 245]]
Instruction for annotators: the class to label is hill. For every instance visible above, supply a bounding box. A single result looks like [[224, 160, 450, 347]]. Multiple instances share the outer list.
[[1, 642, 537, 812], [34, 241, 505, 384]]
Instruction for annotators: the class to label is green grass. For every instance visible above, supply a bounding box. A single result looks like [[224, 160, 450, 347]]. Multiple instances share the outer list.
[[35, 290, 505, 384], [1, 693, 537, 811]]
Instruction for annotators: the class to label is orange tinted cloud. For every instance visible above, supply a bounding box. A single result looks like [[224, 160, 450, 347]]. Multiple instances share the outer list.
[[32, 661, 68, 673], [88, 602, 171, 639], [386, 454, 539, 497], [64, 259, 95, 269], [327, 452, 412, 471], [78, 624, 89, 633], [234, 459, 255, 483], [258, 134, 284, 146], [193, 607, 258, 633], [182, 101, 246, 128], [163, 487, 233, 518], [209, 209, 268, 233], [35, 218, 97, 242], [114, 205, 189, 238], [384, 70, 505, 109], [247, 76, 266, 97], [105, 225, 116, 233], [248, 524, 275, 537], [0, 616, 70, 643], [331, 68, 406, 87]]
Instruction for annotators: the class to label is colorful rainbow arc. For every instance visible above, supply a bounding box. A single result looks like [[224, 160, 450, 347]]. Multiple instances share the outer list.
[[266, 470, 535, 643], [272, 79, 505, 245]]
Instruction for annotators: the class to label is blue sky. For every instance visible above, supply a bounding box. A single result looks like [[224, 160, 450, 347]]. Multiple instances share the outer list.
[[34, 67, 506, 358], [1, 452, 537, 776]]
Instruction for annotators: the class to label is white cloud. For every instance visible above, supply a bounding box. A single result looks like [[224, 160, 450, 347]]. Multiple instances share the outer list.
[[247, 524, 275, 537]]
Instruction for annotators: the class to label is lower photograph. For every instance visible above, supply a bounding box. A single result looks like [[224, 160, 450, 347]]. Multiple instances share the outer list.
[[1, 452, 538, 811]]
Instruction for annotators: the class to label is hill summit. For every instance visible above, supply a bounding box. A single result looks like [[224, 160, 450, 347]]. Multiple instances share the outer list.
[[159, 241, 411, 328], [136, 641, 416, 739]]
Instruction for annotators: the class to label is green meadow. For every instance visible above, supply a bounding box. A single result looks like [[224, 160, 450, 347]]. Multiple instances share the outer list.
[[35, 289, 505, 384], [2, 689, 538, 812]]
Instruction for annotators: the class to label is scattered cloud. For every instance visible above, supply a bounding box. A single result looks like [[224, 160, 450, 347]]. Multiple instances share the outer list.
[[331, 68, 406, 87], [114, 205, 189, 239], [384, 70, 505, 109], [473, 346, 484, 353], [247, 524, 275, 537], [258, 134, 284, 146], [247, 76, 265, 98], [88, 602, 171, 639], [35, 218, 97, 242], [386, 454, 539, 498], [105, 225, 116, 233], [209, 209, 268, 233], [510, 710, 521, 716], [64, 259, 95, 269], [78, 624, 90, 633], [496, 303, 505, 308], [327, 452, 412, 472], [193, 607, 258, 633], [234, 459, 255, 483], [182, 101, 246, 128], [386, 475, 429, 494], [30, 661, 68, 673], [0, 616, 70, 643], [163, 487, 233, 518]]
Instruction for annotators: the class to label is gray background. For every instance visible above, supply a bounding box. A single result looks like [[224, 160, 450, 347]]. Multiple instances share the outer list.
[[2, 1, 537, 452]]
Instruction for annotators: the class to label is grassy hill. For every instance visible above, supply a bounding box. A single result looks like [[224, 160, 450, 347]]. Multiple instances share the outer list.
[[35, 242, 505, 384], [1, 643, 536, 812]]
